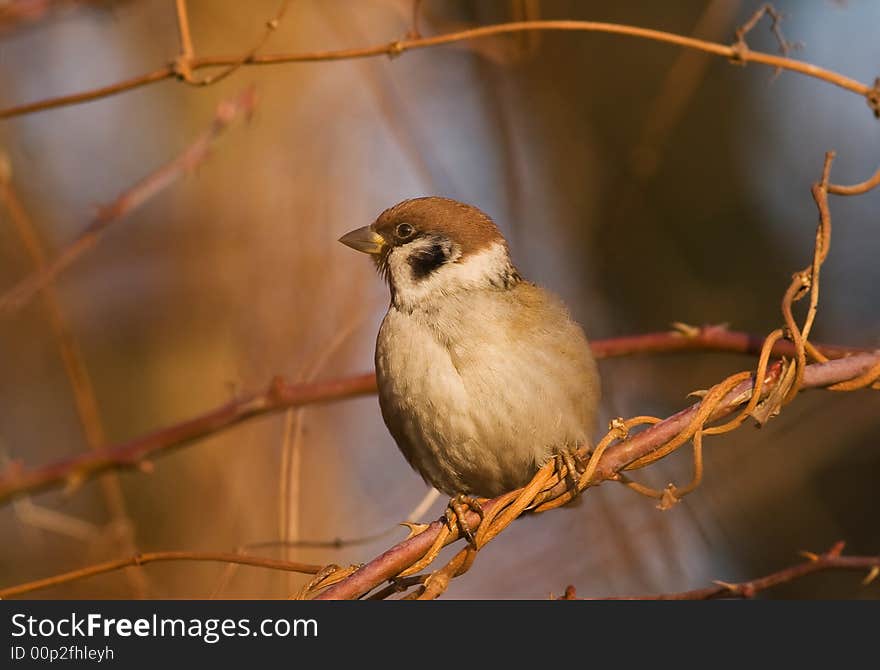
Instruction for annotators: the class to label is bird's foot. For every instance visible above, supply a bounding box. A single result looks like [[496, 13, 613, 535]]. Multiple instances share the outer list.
[[445, 493, 484, 549], [554, 448, 585, 494]]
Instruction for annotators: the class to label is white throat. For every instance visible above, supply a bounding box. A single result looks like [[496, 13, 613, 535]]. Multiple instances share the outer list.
[[386, 240, 517, 312]]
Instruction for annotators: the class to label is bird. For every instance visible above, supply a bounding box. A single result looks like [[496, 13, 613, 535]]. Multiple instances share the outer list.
[[339, 196, 601, 545]]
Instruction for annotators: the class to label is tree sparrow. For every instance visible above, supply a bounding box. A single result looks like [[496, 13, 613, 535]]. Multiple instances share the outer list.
[[340, 197, 600, 543]]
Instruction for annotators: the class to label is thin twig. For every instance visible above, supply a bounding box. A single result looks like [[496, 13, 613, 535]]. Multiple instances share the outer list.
[[0, 164, 147, 597], [278, 311, 366, 589], [0, 87, 257, 315], [590, 323, 862, 360], [246, 488, 441, 553], [827, 163, 880, 196], [0, 550, 323, 599], [0, 328, 863, 506], [10, 494, 99, 543], [209, 487, 439, 598], [0, 18, 875, 120], [172, 0, 196, 83], [0, 175, 107, 460], [733, 3, 797, 60], [174, 1, 292, 86], [174, 0, 196, 65], [566, 542, 880, 599]]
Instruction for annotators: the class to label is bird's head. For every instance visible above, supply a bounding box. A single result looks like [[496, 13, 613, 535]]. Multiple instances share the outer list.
[[339, 197, 520, 311]]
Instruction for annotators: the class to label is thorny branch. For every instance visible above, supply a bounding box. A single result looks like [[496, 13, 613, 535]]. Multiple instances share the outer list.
[[561, 542, 880, 599], [0, 87, 257, 315], [0, 15, 878, 120], [0, 328, 866, 505]]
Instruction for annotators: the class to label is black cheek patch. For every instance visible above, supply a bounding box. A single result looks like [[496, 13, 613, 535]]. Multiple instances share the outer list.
[[408, 241, 449, 280]]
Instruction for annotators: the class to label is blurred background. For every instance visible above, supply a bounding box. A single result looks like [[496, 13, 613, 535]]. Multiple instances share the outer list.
[[0, 0, 877, 599]]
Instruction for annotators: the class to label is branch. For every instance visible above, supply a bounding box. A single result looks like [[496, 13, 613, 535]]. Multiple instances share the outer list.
[[562, 542, 880, 599], [0, 17, 876, 120], [828, 163, 880, 196], [174, 0, 196, 69], [172, 0, 292, 86], [0, 550, 323, 599], [0, 173, 108, 453], [0, 327, 864, 505], [0, 372, 377, 505], [588, 323, 863, 360], [0, 87, 257, 315], [314, 351, 880, 600]]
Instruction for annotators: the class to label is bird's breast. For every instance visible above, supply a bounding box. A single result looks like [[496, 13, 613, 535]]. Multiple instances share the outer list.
[[374, 289, 599, 497]]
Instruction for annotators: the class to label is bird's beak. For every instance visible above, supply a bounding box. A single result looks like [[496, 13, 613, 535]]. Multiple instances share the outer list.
[[338, 225, 386, 255]]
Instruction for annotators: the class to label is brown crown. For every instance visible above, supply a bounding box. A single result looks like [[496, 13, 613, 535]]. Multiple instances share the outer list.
[[373, 197, 506, 258]]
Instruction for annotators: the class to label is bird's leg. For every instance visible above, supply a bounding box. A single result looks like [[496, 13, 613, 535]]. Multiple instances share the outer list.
[[554, 448, 584, 493], [445, 493, 484, 548]]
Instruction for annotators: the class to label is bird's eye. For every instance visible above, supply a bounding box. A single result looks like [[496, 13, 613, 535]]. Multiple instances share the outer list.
[[395, 223, 415, 239]]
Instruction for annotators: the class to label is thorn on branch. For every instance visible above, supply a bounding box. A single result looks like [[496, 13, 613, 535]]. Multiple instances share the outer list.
[[827, 540, 846, 558], [387, 40, 406, 59], [268, 375, 288, 403], [712, 580, 753, 597], [671, 321, 701, 338], [400, 521, 430, 539]]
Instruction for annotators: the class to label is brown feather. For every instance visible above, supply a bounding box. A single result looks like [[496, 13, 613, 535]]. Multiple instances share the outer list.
[[373, 197, 505, 259]]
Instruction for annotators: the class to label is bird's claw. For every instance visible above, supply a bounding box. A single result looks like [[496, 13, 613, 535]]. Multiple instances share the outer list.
[[555, 448, 584, 493], [445, 493, 484, 548]]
